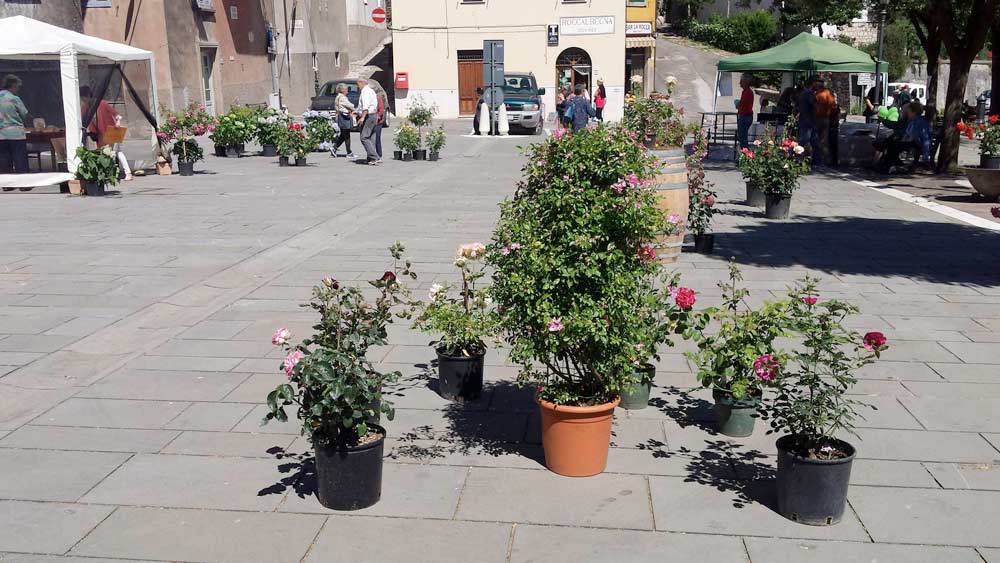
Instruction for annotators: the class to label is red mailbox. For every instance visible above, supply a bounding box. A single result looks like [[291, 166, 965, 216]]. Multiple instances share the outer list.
[[395, 72, 409, 90]]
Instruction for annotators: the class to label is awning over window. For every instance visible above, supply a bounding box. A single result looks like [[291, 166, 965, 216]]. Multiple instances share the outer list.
[[626, 36, 656, 49]]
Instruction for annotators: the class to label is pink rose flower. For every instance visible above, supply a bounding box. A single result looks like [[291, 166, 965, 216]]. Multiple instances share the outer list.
[[753, 354, 779, 381], [553, 128, 566, 140], [380, 271, 396, 283], [803, 296, 817, 306], [271, 327, 291, 346], [637, 244, 656, 262], [674, 287, 696, 310], [322, 277, 339, 289], [547, 317, 564, 332], [283, 350, 304, 377], [863, 331, 887, 350], [501, 246, 511, 256]]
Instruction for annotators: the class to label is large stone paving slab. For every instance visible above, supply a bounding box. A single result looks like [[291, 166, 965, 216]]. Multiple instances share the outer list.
[[743, 537, 983, 563], [32, 398, 190, 429], [72, 507, 325, 563], [850, 486, 1000, 546], [510, 525, 747, 562], [0, 425, 178, 453], [0, 500, 114, 554], [0, 448, 128, 501]]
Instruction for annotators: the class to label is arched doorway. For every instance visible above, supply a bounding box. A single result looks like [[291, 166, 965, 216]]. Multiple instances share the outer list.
[[556, 47, 592, 96]]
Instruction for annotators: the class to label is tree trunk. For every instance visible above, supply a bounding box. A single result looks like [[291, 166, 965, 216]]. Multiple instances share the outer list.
[[937, 56, 973, 172], [925, 43, 941, 111]]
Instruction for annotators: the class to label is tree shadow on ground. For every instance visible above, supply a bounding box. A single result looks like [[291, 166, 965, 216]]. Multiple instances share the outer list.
[[705, 214, 1000, 286], [648, 385, 717, 432], [257, 446, 316, 499]]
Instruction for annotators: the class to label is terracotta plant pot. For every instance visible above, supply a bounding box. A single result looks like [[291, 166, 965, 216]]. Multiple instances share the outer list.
[[67, 180, 84, 195], [538, 395, 620, 477]]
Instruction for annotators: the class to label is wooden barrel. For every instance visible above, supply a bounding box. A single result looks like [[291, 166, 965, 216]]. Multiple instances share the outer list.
[[649, 147, 688, 263]]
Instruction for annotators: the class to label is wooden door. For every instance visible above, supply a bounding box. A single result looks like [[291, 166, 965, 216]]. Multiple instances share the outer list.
[[457, 57, 483, 116]]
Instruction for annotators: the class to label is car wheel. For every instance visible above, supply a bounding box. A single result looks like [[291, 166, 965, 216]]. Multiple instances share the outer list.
[[533, 121, 543, 135]]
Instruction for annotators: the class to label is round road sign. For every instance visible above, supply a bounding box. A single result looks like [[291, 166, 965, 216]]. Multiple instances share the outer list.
[[371, 7, 386, 24]]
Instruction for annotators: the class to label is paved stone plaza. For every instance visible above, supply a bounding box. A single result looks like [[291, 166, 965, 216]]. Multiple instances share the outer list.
[[1, 124, 1000, 562]]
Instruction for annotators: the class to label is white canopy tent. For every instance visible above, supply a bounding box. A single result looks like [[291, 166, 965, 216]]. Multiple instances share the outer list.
[[0, 15, 158, 176]]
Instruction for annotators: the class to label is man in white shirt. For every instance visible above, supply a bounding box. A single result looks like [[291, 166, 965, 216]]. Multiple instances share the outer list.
[[356, 78, 380, 165]]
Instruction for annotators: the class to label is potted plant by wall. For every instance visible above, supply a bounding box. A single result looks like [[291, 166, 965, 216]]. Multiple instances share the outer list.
[[687, 263, 791, 437], [426, 126, 447, 161], [489, 124, 663, 476], [407, 96, 438, 160], [395, 123, 419, 161], [686, 129, 718, 254], [210, 113, 248, 157], [621, 269, 707, 410], [255, 107, 287, 157], [74, 145, 119, 196], [959, 117, 1000, 169], [157, 101, 214, 174], [172, 138, 204, 176], [415, 242, 496, 401], [263, 243, 418, 511], [303, 110, 338, 153], [763, 277, 888, 526]]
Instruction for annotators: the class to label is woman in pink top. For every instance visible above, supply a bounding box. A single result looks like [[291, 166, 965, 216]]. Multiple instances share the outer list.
[[594, 78, 607, 122]]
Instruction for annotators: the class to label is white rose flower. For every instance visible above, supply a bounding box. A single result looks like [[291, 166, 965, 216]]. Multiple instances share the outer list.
[[665, 75, 677, 85], [793, 145, 805, 155], [630, 74, 643, 84], [428, 283, 444, 301]]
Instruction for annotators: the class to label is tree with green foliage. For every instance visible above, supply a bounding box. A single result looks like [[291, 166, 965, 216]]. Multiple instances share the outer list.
[[775, 0, 864, 37]]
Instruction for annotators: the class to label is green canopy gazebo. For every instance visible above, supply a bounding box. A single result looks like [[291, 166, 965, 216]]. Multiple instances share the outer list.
[[713, 32, 887, 113]]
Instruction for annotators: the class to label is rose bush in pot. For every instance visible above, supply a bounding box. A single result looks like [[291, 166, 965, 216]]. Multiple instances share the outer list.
[[488, 123, 665, 476], [687, 262, 791, 437], [762, 277, 888, 526], [415, 242, 497, 401], [738, 122, 810, 219], [263, 243, 418, 510], [686, 128, 718, 253]]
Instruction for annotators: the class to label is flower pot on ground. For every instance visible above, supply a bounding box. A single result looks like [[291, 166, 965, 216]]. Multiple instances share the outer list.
[[982, 155, 1000, 169], [302, 110, 338, 151], [429, 152, 440, 161], [413, 149, 427, 161], [619, 363, 655, 410], [393, 150, 403, 160], [214, 144, 226, 157], [255, 107, 289, 157], [295, 156, 307, 166], [538, 396, 619, 476], [746, 182, 766, 207], [261, 144, 278, 157], [209, 107, 253, 157], [960, 166, 1000, 201], [426, 127, 447, 162], [764, 193, 792, 219], [157, 102, 214, 176], [74, 145, 119, 196], [263, 243, 419, 511], [170, 139, 204, 178], [394, 123, 419, 161], [693, 234, 715, 253], [178, 161, 195, 176], [416, 243, 496, 402], [276, 122, 317, 168], [402, 152, 413, 161], [278, 156, 289, 167], [958, 117, 1000, 169], [224, 146, 239, 158], [738, 119, 809, 215], [687, 129, 718, 255], [488, 124, 693, 476], [687, 262, 790, 437], [760, 277, 889, 525]]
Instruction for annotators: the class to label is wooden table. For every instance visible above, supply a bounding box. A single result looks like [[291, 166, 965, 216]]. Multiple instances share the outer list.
[[24, 129, 65, 171]]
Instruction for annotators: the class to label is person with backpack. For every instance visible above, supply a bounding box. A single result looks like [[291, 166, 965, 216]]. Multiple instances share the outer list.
[[567, 84, 595, 132]]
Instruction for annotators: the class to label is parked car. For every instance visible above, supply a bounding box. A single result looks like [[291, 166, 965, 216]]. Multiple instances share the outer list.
[[310, 78, 388, 132], [885, 82, 926, 107], [502, 73, 545, 135], [982, 89, 992, 113]]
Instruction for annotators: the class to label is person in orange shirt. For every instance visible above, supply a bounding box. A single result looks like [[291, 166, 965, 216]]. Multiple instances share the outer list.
[[814, 79, 838, 165], [80, 85, 121, 147]]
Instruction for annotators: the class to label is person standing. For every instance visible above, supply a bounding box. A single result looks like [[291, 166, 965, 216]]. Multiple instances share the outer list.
[[594, 78, 607, 122], [374, 85, 387, 161], [568, 84, 595, 132], [797, 76, 821, 166], [331, 84, 356, 159], [814, 79, 837, 164], [0, 74, 30, 174], [863, 85, 878, 122], [736, 74, 754, 149], [356, 78, 379, 165]]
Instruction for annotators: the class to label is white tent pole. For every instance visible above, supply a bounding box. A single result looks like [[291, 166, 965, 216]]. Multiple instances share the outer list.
[[60, 46, 82, 174]]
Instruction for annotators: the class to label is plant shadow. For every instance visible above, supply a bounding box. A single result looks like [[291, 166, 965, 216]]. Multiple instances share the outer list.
[[257, 446, 316, 499], [648, 385, 717, 432]]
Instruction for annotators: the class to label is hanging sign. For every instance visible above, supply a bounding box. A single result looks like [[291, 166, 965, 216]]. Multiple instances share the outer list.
[[547, 24, 559, 46], [625, 22, 653, 36]]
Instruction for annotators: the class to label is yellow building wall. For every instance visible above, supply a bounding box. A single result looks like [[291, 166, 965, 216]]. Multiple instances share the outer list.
[[626, 0, 657, 25], [392, 0, 627, 120]]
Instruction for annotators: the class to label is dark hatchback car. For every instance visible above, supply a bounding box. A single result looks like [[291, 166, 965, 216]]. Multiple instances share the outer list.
[[310, 78, 388, 132]]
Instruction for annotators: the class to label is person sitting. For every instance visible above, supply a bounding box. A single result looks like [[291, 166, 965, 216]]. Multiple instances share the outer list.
[[902, 101, 933, 170], [873, 100, 913, 173]]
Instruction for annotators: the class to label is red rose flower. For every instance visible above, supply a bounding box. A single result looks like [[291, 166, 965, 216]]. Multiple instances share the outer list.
[[803, 296, 817, 306], [674, 287, 696, 310], [956, 122, 967, 132], [380, 271, 396, 283], [991, 115, 999, 124], [637, 244, 657, 263], [991, 206, 1000, 219], [863, 331, 887, 350], [703, 194, 716, 207], [967, 128, 976, 140]]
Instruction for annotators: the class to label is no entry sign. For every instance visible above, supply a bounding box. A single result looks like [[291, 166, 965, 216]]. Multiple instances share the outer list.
[[371, 7, 386, 24]]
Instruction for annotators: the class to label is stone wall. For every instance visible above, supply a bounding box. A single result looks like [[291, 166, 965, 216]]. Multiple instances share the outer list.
[[904, 60, 993, 108], [1, 0, 83, 30]]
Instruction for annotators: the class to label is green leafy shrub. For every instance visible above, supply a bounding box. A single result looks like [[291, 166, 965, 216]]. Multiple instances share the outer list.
[[302, 110, 337, 146], [487, 124, 672, 406], [171, 138, 204, 163], [394, 123, 420, 152], [426, 127, 447, 153], [74, 145, 120, 187], [737, 122, 810, 195], [686, 128, 718, 235], [210, 112, 252, 147], [254, 107, 289, 147], [685, 10, 777, 54], [622, 94, 691, 148], [263, 243, 418, 445]]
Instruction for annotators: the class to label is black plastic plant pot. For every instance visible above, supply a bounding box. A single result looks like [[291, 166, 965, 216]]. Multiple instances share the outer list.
[[413, 149, 427, 161], [177, 161, 195, 176], [214, 144, 226, 157], [429, 152, 439, 161], [764, 193, 792, 219], [436, 350, 484, 401], [402, 152, 413, 162], [82, 180, 106, 196], [278, 156, 289, 167], [712, 388, 760, 437], [261, 144, 278, 157], [776, 435, 856, 526], [295, 156, 307, 167], [225, 146, 240, 158], [981, 155, 1000, 169], [314, 426, 385, 511], [393, 150, 403, 160], [746, 182, 766, 207], [619, 363, 655, 410], [693, 233, 715, 254]]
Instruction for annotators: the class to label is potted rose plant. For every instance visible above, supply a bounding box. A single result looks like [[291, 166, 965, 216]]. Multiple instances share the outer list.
[[277, 122, 316, 166], [737, 145, 766, 207], [73, 145, 119, 196], [415, 242, 497, 401], [426, 126, 447, 161], [763, 277, 888, 526], [394, 123, 419, 161], [686, 128, 718, 253], [958, 116, 1000, 169], [489, 123, 664, 476], [687, 262, 791, 437], [157, 102, 214, 176], [263, 243, 418, 510], [741, 121, 811, 219]]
